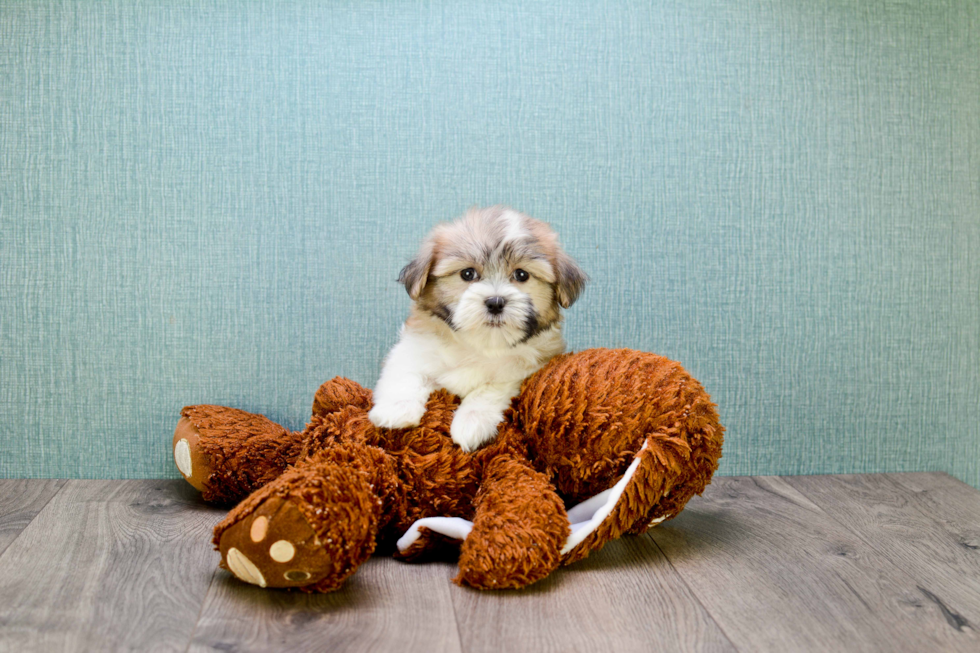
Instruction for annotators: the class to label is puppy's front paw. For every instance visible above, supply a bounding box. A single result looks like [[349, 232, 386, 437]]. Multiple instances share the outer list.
[[368, 399, 426, 429], [450, 407, 502, 452]]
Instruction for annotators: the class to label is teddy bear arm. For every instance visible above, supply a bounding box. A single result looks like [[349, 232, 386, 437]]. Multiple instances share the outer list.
[[454, 455, 570, 590]]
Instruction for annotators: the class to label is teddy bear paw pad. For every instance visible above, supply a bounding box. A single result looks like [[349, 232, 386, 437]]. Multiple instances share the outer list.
[[226, 547, 267, 587], [218, 497, 332, 588], [172, 417, 211, 492]]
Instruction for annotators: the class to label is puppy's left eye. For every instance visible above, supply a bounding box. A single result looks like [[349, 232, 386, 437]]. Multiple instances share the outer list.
[[513, 269, 530, 282]]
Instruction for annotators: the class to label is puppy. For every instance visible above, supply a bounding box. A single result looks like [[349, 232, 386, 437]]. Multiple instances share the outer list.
[[368, 206, 587, 452]]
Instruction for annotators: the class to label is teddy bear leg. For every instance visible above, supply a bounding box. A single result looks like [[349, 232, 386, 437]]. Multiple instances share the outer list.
[[453, 456, 570, 590], [560, 431, 704, 564], [174, 405, 306, 504], [213, 442, 404, 592]]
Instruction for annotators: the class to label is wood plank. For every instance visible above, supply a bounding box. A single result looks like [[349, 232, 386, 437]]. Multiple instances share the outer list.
[[0, 479, 66, 556], [886, 472, 980, 538], [0, 480, 225, 652], [188, 557, 463, 653], [649, 476, 979, 652], [451, 534, 736, 653], [785, 473, 980, 634]]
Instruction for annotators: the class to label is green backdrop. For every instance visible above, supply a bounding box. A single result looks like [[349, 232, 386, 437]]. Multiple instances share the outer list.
[[2, 1, 978, 486]]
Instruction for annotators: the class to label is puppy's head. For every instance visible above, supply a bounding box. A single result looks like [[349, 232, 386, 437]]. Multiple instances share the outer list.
[[399, 206, 587, 349]]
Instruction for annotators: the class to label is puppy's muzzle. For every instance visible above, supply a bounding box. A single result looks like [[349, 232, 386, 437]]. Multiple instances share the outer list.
[[485, 296, 507, 315]]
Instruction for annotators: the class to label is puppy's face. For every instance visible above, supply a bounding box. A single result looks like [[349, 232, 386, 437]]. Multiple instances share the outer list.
[[399, 207, 586, 350]]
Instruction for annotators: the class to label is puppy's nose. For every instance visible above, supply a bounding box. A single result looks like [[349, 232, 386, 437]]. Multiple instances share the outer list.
[[485, 296, 506, 315]]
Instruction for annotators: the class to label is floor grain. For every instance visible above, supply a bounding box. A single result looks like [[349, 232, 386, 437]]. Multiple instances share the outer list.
[[450, 534, 736, 653], [188, 557, 462, 653], [0, 480, 224, 653], [786, 473, 980, 637], [648, 475, 980, 652], [1, 474, 978, 652], [887, 472, 980, 544], [0, 479, 66, 556]]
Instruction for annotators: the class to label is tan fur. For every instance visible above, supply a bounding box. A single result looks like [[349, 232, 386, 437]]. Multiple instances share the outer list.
[[406, 206, 579, 333]]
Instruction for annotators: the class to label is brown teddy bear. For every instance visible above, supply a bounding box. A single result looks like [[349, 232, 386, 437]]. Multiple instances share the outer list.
[[173, 348, 723, 591]]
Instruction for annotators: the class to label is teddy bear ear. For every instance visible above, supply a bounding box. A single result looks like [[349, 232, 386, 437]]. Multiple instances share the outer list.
[[398, 238, 436, 300], [554, 249, 587, 308]]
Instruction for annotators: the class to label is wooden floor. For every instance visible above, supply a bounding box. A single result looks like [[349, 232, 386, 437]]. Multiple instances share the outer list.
[[0, 473, 978, 652]]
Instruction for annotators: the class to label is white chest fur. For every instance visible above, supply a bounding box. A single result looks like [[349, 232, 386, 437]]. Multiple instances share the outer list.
[[411, 325, 564, 397], [369, 319, 566, 451]]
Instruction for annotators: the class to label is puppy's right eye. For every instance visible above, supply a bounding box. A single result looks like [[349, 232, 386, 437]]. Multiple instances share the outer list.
[[460, 268, 478, 282]]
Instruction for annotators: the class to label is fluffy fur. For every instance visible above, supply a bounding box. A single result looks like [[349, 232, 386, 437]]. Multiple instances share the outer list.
[[368, 206, 587, 452]]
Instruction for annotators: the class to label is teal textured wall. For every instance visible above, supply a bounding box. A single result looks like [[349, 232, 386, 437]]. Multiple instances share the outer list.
[[2, 1, 978, 485]]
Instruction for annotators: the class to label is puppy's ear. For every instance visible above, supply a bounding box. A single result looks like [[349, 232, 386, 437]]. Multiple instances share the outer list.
[[398, 239, 436, 300], [554, 250, 587, 308]]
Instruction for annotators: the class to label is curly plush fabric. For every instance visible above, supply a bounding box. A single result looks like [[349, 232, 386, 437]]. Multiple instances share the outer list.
[[175, 406, 303, 505], [174, 348, 724, 591], [515, 349, 725, 562], [456, 454, 569, 588]]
